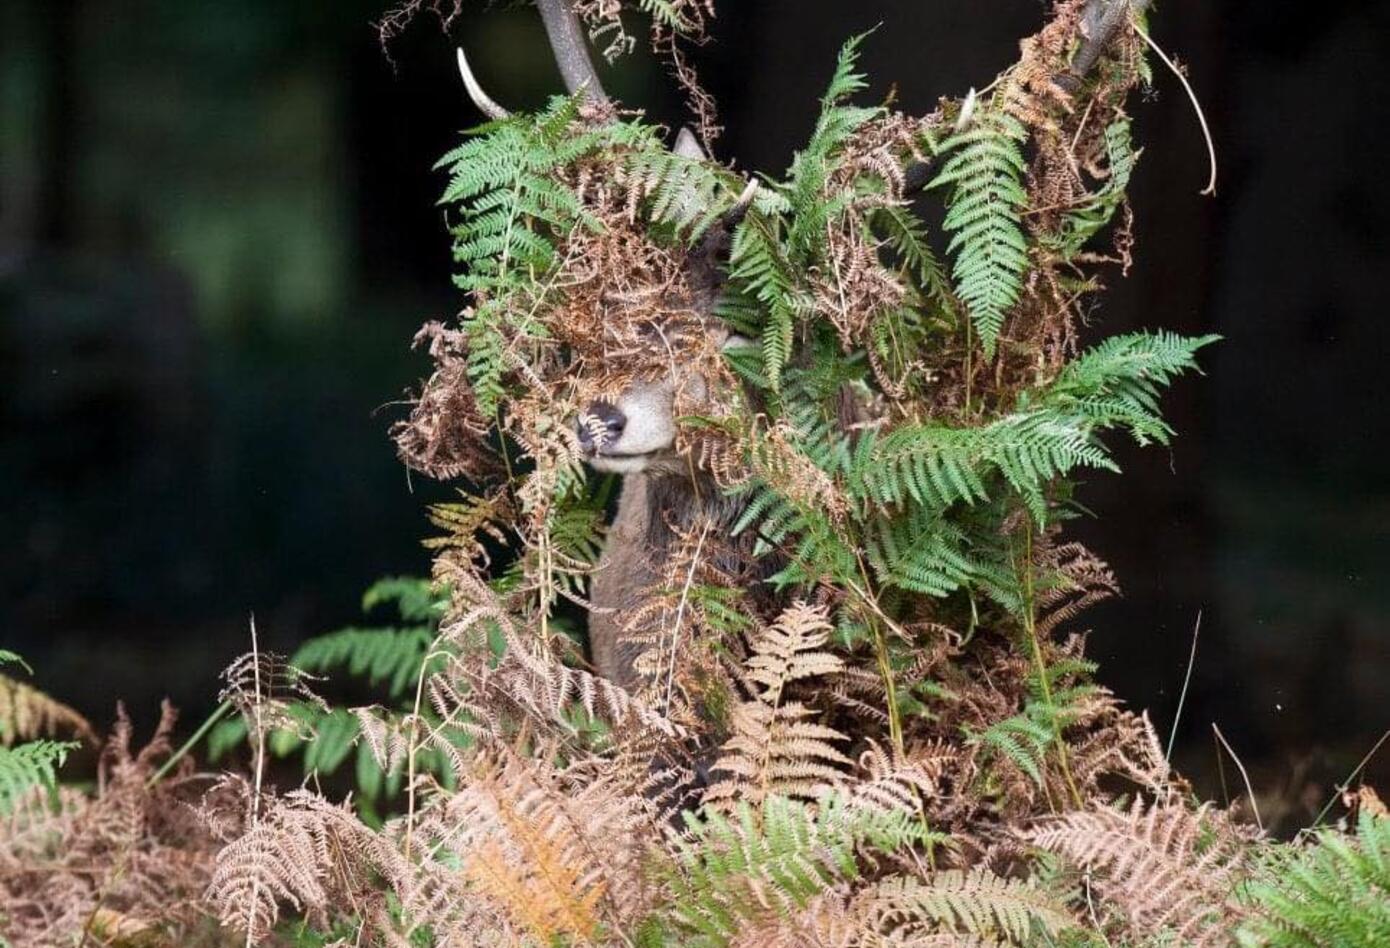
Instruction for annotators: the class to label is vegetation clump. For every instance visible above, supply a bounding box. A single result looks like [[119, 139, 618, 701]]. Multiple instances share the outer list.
[[2, 2, 1386, 946]]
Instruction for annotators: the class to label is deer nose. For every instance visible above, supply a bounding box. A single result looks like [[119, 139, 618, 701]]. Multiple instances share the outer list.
[[577, 401, 626, 452]]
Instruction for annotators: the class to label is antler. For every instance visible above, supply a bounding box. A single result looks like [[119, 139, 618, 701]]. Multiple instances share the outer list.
[[536, 0, 609, 103], [456, 47, 510, 120], [456, 0, 607, 121], [1062, 0, 1156, 92]]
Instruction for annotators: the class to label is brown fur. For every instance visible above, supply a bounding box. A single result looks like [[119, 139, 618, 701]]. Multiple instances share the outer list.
[[588, 470, 758, 691]]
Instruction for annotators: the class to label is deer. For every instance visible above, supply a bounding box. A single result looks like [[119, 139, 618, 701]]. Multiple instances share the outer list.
[[451, 0, 1153, 693], [452, 0, 777, 694]]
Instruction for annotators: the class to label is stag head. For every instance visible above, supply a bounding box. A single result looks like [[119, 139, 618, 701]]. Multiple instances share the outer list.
[[456, 0, 758, 480]]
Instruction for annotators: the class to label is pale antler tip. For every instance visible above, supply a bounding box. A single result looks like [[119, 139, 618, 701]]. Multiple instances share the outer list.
[[456, 45, 511, 121], [735, 179, 760, 209]]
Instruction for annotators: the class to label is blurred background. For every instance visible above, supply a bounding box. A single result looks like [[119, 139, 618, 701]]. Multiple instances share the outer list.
[[3, 0, 1388, 816]]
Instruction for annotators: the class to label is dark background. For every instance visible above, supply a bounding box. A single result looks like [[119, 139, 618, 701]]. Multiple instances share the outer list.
[[3, 0, 1388, 821]]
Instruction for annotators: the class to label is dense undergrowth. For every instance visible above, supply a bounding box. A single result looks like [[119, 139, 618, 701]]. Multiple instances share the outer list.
[[4, 1, 1388, 945]]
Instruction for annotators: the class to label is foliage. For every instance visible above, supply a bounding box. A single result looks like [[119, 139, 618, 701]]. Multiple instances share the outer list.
[[1236, 810, 1390, 947], [0, 651, 89, 818], [207, 576, 452, 816], [11, 3, 1386, 947], [1, 704, 221, 946], [929, 110, 1031, 357]]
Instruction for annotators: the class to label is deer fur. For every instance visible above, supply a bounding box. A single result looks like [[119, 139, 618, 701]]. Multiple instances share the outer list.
[[588, 470, 753, 691], [579, 329, 758, 691]]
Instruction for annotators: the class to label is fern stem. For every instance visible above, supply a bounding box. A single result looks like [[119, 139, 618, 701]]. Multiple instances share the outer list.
[[854, 552, 904, 756], [403, 640, 451, 862], [246, 615, 266, 948], [1020, 524, 1083, 809], [145, 699, 232, 788], [1310, 728, 1390, 829], [871, 616, 904, 757]]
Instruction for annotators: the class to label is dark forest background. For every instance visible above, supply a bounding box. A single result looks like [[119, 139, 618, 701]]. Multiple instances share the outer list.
[[3, 0, 1388, 812]]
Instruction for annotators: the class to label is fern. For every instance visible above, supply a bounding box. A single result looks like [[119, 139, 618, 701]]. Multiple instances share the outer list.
[[627, 149, 749, 240], [703, 603, 851, 806], [861, 870, 1077, 944], [728, 214, 805, 392], [1046, 117, 1140, 258], [929, 110, 1030, 357], [666, 793, 921, 944], [437, 96, 655, 413], [1044, 330, 1220, 446], [1026, 799, 1250, 944], [208, 577, 453, 812], [785, 31, 878, 257], [726, 33, 879, 391], [852, 409, 1115, 524], [852, 332, 1214, 523], [1237, 811, 1390, 948], [0, 673, 94, 747], [0, 739, 77, 814]]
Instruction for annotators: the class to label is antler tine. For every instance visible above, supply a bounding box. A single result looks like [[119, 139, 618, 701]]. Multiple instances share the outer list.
[[1061, 0, 1156, 91], [456, 47, 511, 120], [536, 0, 610, 104], [672, 127, 707, 160]]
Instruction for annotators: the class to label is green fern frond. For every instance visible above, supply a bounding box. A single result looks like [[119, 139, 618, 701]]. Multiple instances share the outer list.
[[361, 575, 449, 623], [0, 650, 31, 674], [929, 110, 1029, 358], [1045, 330, 1220, 446], [627, 150, 747, 240], [1046, 118, 1140, 258], [291, 626, 437, 701], [786, 32, 880, 257], [864, 511, 980, 598], [637, 0, 703, 34], [727, 215, 805, 391], [976, 713, 1054, 786], [667, 794, 921, 945], [0, 739, 76, 813], [1237, 812, 1390, 947], [852, 410, 1116, 524], [870, 202, 957, 315]]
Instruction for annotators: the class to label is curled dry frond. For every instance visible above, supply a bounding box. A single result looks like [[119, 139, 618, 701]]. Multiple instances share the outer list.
[[393, 321, 501, 482]]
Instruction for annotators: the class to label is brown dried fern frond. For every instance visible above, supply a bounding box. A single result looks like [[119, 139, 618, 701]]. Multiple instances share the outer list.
[[1, 703, 219, 947], [0, 673, 96, 747], [854, 869, 1079, 945], [702, 603, 853, 808], [218, 649, 326, 738], [1023, 798, 1255, 945], [208, 785, 412, 942], [411, 745, 663, 938], [1033, 540, 1120, 640], [845, 739, 952, 820], [1066, 705, 1181, 801]]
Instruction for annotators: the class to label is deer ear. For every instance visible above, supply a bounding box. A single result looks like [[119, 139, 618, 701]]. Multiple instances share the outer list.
[[673, 127, 707, 160]]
